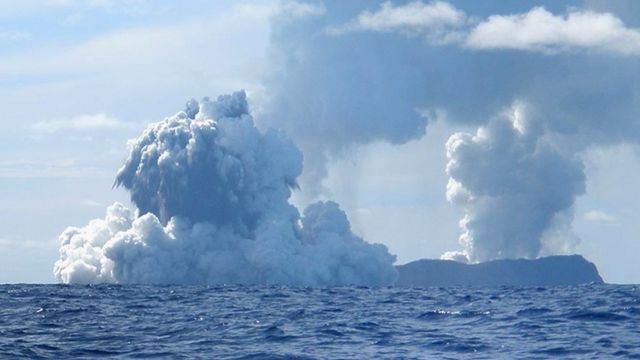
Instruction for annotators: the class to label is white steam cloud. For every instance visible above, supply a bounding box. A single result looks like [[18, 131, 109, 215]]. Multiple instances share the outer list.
[[444, 105, 586, 263], [54, 91, 397, 286]]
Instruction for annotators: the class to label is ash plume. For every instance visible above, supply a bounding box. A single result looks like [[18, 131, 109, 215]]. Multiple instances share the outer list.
[[54, 91, 397, 286]]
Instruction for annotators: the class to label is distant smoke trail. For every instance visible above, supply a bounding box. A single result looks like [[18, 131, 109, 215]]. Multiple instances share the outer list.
[[443, 105, 586, 263], [54, 91, 397, 286]]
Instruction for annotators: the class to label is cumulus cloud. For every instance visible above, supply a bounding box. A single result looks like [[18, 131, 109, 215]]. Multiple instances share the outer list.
[[327, 1, 466, 42], [444, 104, 586, 263], [329, 2, 640, 56], [235, 1, 325, 23], [31, 113, 128, 132], [0, 237, 51, 250], [0, 30, 31, 42], [277, 1, 325, 19], [466, 7, 640, 55], [0, 159, 110, 178], [584, 210, 617, 224], [54, 91, 397, 286], [81, 199, 102, 207]]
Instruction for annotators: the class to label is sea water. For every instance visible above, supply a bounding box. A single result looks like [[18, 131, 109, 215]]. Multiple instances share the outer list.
[[1, 284, 638, 359]]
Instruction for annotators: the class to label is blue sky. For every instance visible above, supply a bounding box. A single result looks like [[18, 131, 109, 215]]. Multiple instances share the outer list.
[[1, 0, 639, 283]]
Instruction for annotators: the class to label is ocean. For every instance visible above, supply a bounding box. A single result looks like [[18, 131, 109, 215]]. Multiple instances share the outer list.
[[1, 284, 638, 359]]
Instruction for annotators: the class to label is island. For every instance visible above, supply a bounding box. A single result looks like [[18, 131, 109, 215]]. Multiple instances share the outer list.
[[395, 255, 603, 287]]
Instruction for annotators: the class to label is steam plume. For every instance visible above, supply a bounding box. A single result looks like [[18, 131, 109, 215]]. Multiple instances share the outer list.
[[444, 105, 586, 263], [263, 1, 640, 194], [263, 1, 639, 261], [54, 91, 397, 286]]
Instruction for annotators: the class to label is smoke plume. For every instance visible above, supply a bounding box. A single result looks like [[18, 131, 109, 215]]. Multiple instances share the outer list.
[[54, 91, 397, 286], [444, 105, 586, 263]]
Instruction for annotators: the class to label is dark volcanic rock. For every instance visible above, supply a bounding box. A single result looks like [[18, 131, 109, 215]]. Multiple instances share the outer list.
[[395, 255, 603, 287]]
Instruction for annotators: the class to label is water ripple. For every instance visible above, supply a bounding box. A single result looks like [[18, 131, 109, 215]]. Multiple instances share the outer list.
[[0, 284, 638, 358]]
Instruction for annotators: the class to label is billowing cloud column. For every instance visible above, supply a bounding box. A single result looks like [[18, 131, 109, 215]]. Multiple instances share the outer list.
[[54, 91, 397, 286], [444, 105, 586, 263]]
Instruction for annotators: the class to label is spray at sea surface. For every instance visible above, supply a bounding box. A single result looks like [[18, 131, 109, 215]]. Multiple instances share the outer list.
[[1, 284, 638, 359]]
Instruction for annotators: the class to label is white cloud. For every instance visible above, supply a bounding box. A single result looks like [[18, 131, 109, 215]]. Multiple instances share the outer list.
[[0, 237, 58, 250], [330, 2, 640, 56], [31, 113, 127, 132], [0, 0, 140, 16], [584, 210, 618, 224], [466, 7, 640, 55], [0, 2, 307, 82], [0, 159, 111, 178], [81, 199, 102, 207], [0, 30, 31, 42], [276, 1, 325, 19], [327, 0, 466, 41], [0, 22, 200, 77], [86, 0, 145, 9], [21, 0, 144, 9]]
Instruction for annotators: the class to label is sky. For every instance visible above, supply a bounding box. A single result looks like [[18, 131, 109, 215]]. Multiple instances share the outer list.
[[1, 0, 639, 284]]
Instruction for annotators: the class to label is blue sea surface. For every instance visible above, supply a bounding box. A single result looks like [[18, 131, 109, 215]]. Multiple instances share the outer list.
[[0, 284, 638, 359]]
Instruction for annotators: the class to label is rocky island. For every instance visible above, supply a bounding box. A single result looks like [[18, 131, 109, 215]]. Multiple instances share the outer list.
[[395, 255, 603, 287]]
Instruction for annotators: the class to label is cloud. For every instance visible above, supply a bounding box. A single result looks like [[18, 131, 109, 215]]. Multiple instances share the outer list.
[[466, 7, 640, 55], [0, 0, 146, 17], [30, 0, 146, 10], [0, 1, 322, 123], [327, 0, 465, 41], [0, 237, 56, 250], [45, 0, 77, 6], [0, 238, 13, 247], [31, 113, 127, 132], [54, 91, 398, 286], [330, 2, 640, 56], [0, 30, 31, 42], [0, 2, 288, 78], [277, 1, 325, 19], [233, 1, 325, 22], [584, 210, 617, 224], [264, 0, 640, 203], [0, 1, 326, 190], [81, 199, 103, 207], [0, 159, 111, 178]]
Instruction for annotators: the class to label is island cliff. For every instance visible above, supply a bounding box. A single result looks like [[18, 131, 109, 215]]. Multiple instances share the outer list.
[[395, 255, 603, 287]]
